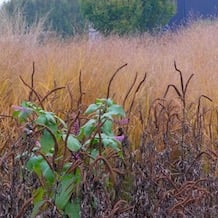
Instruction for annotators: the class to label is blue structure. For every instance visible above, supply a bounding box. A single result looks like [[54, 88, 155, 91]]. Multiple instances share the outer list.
[[170, 0, 218, 26]]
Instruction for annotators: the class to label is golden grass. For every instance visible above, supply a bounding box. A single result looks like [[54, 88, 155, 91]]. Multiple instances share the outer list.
[[1, 18, 218, 148]]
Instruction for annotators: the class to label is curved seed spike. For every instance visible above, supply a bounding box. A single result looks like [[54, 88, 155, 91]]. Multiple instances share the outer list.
[[107, 63, 128, 99], [184, 73, 194, 96], [19, 75, 44, 109], [163, 84, 182, 99], [174, 60, 184, 94], [200, 94, 213, 103], [77, 70, 83, 109], [128, 72, 147, 115], [197, 94, 213, 114], [66, 83, 73, 109], [122, 71, 138, 109], [40, 86, 65, 104], [29, 62, 35, 101]]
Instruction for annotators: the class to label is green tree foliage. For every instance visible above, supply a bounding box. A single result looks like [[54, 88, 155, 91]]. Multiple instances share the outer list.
[[80, 0, 176, 35], [2, 0, 86, 37]]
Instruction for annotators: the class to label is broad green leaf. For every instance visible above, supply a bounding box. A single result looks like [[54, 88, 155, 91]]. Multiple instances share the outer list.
[[82, 138, 99, 149], [95, 98, 113, 107], [108, 104, 125, 117], [55, 173, 80, 210], [40, 160, 55, 184], [46, 123, 58, 134], [55, 115, 67, 128], [27, 155, 53, 182], [80, 119, 96, 138], [106, 98, 113, 106], [63, 134, 81, 152], [101, 112, 114, 121], [45, 112, 56, 124], [35, 114, 47, 125], [12, 103, 33, 122], [31, 200, 45, 218], [85, 103, 99, 114], [26, 155, 43, 171], [21, 101, 32, 108], [19, 111, 31, 122], [36, 114, 58, 133], [95, 98, 105, 105], [33, 187, 44, 204], [101, 120, 113, 136], [27, 155, 54, 184], [101, 134, 120, 151], [40, 130, 54, 154], [65, 199, 80, 218], [12, 110, 20, 119], [55, 175, 74, 210]]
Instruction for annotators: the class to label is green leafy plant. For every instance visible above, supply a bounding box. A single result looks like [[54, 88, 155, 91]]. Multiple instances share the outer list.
[[12, 98, 126, 217], [80, 0, 176, 35]]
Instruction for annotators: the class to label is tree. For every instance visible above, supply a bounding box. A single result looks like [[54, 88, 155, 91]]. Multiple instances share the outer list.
[[79, 0, 176, 35], [2, 0, 86, 37]]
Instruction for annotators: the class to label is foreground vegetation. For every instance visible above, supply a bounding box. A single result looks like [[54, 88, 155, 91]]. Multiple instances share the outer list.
[[0, 18, 218, 217]]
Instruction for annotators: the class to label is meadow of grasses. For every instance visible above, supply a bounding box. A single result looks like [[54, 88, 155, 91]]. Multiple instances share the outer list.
[[0, 11, 218, 217], [1, 19, 218, 145]]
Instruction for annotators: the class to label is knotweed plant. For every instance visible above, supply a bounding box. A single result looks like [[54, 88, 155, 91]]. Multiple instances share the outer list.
[[1, 98, 130, 217]]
